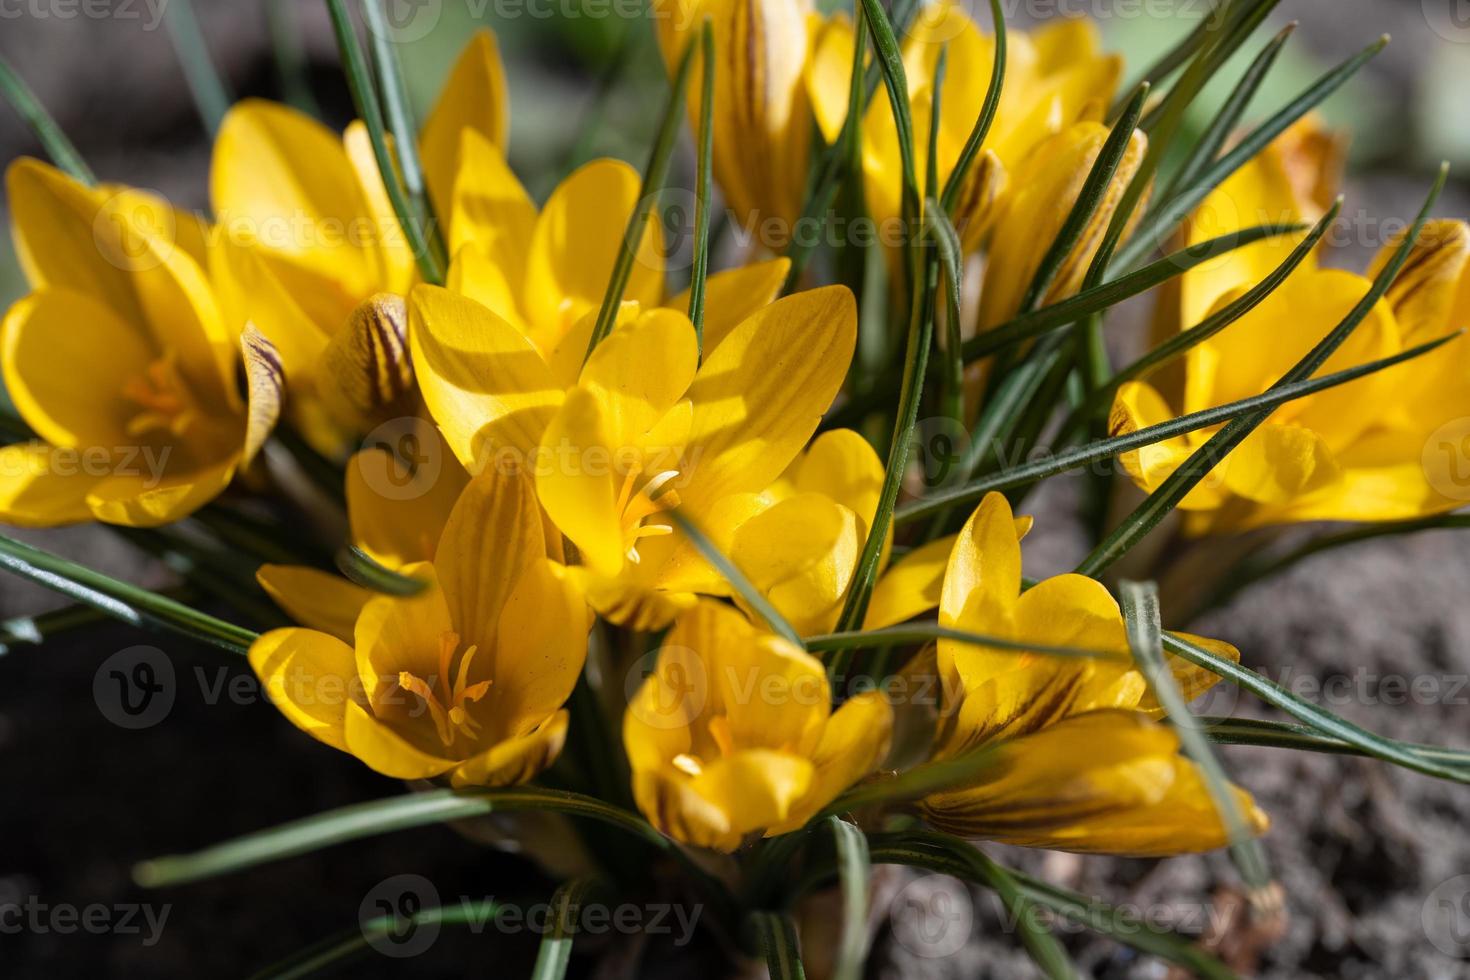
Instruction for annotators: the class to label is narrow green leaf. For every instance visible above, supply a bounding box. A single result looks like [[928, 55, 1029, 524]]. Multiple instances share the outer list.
[[0, 597, 192, 658], [324, 0, 445, 284], [897, 330, 1459, 523], [164, 0, 232, 136], [1121, 580, 1271, 889], [806, 622, 1116, 660], [689, 20, 716, 355], [939, 0, 1005, 215], [266, 0, 322, 117], [1078, 166, 1448, 577], [827, 743, 1001, 814], [1163, 631, 1470, 784], [1109, 0, 1231, 119], [335, 545, 427, 596], [531, 878, 601, 980], [584, 33, 698, 358], [749, 911, 806, 980], [1117, 33, 1387, 271], [827, 817, 871, 980], [866, 833, 1235, 979], [668, 509, 805, 648], [0, 55, 95, 184], [0, 533, 257, 654], [1199, 717, 1470, 771], [926, 201, 967, 433]]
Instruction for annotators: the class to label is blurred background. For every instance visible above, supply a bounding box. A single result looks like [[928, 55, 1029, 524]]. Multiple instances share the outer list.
[[1, 0, 1468, 976]]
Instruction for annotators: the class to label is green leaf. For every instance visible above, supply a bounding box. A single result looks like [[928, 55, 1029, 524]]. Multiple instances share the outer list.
[[939, 0, 1005, 215], [335, 545, 428, 596], [867, 832, 1234, 979], [688, 20, 716, 356], [163, 0, 232, 136], [1199, 716, 1470, 771], [1163, 631, 1470, 784], [0, 532, 258, 655], [827, 817, 871, 980], [748, 911, 806, 980], [668, 509, 804, 648], [531, 878, 601, 980], [0, 55, 95, 184], [266, 0, 322, 118], [324, 0, 445, 284], [1117, 33, 1387, 270], [896, 328, 1460, 523], [806, 622, 1116, 660], [1077, 165, 1448, 577], [584, 32, 698, 357], [826, 742, 1000, 815], [927, 201, 966, 433], [1120, 580, 1271, 890]]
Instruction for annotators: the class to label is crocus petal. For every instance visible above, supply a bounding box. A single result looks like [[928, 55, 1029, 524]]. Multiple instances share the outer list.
[[240, 326, 284, 467], [451, 710, 569, 789], [345, 442, 468, 570], [489, 560, 589, 736], [1219, 422, 1341, 504], [578, 308, 699, 452], [85, 458, 237, 528], [1367, 218, 1470, 345], [668, 258, 791, 356], [865, 534, 957, 630], [1109, 381, 1229, 511], [939, 492, 1022, 631], [769, 690, 893, 834], [522, 158, 665, 349], [730, 492, 860, 637], [248, 628, 357, 750], [631, 769, 736, 851], [409, 284, 563, 469], [342, 121, 415, 295], [446, 129, 536, 300], [353, 565, 455, 697], [0, 442, 100, 527], [257, 564, 372, 644], [536, 387, 624, 576], [681, 285, 856, 513], [343, 700, 457, 780], [419, 29, 509, 222], [688, 749, 815, 844]]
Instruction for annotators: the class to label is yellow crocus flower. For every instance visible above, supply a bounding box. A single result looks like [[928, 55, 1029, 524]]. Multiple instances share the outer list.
[[806, 3, 1123, 255], [1111, 121, 1470, 530], [411, 275, 857, 630], [208, 30, 507, 452], [0, 160, 269, 528], [870, 492, 1266, 855], [249, 464, 589, 786], [623, 599, 892, 851]]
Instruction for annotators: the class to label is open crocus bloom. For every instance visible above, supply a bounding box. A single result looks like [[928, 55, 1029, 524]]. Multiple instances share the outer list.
[[209, 31, 506, 451], [411, 273, 858, 630], [623, 600, 892, 851], [248, 465, 589, 787], [1111, 121, 1470, 531], [873, 492, 1266, 855], [0, 159, 269, 527], [807, 3, 1123, 254]]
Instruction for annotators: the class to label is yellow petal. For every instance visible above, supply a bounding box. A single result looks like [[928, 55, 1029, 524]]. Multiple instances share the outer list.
[[240, 325, 284, 467], [535, 387, 624, 575], [1219, 423, 1341, 504], [490, 561, 589, 736], [408, 284, 563, 468], [446, 129, 535, 297], [211, 100, 380, 300], [85, 458, 236, 527], [209, 234, 332, 390], [864, 533, 957, 630], [630, 768, 737, 851], [522, 158, 665, 347], [668, 258, 791, 356], [578, 308, 699, 452], [451, 710, 569, 788], [345, 440, 468, 570], [342, 121, 415, 295], [688, 749, 815, 842], [419, 29, 509, 222], [939, 492, 1021, 632], [791, 428, 884, 527], [256, 564, 372, 644], [0, 442, 100, 527], [1108, 381, 1228, 511], [681, 285, 856, 513], [805, 13, 855, 146], [313, 293, 415, 433], [770, 690, 893, 834], [343, 699, 456, 780], [1366, 218, 1470, 344], [730, 492, 860, 636], [248, 628, 357, 750]]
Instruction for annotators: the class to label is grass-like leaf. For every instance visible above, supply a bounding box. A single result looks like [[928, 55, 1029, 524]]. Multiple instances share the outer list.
[[583, 32, 698, 356], [163, 0, 232, 136], [749, 911, 806, 980], [531, 877, 602, 980], [1200, 716, 1470, 771], [0, 55, 95, 184], [927, 201, 966, 432], [828, 817, 872, 980], [806, 622, 1116, 660], [0, 533, 258, 654], [1077, 165, 1448, 576], [324, 0, 445, 284], [1121, 580, 1272, 890], [1163, 631, 1470, 784], [335, 545, 427, 596], [689, 21, 715, 355], [266, 0, 322, 117]]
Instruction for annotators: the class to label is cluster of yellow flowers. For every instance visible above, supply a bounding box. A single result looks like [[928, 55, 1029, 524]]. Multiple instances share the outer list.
[[3, 1, 1465, 876]]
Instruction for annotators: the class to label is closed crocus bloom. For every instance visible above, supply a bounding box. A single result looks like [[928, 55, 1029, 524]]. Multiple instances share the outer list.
[[624, 600, 892, 851], [0, 160, 272, 528], [869, 492, 1265, 855], [248, 464, 589, 786], [807, 5, 1122, 252], [653, 0, 813, 240], [1111, 121, 1470, 531], [412, 250, 857, 629], [209, 31, 506, 452]]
